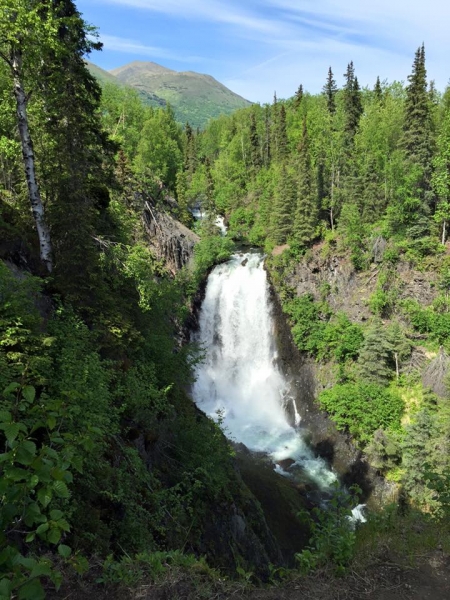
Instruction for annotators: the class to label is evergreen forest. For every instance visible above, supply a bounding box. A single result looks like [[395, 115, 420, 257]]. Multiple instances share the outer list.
[[1, 1, 450, 598]]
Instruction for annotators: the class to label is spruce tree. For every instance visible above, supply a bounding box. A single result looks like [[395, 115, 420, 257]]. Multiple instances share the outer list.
[[294, 84, 304, 109], [323, 67, 337, 115], [357, 320, 393, 385], [275, 104, 288, 161], [293, 118, 317, 246], [249, 111, 261, 170], [36, 0, 117, 294], [184, 122, 197, 176], [402, 409, 438, 504], [374, 76, 383, 103], [343, 62, 363, 142], [402, 44, 433, 178], [263, 104, 271, 166], [271, 165, 295, 244]]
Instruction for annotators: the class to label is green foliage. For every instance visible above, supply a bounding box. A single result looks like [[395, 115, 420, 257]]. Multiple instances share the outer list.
[[318, 383, 404, 444], [101, 550, 215, 587], [357, 320, 393, 385], [284, 294, 363, 362], [296, 484, 360, 575], [134, 106, 183, 189], [365, 428, 401, 474], [193, 234, 234, 281], [228, 207, 255, 241], [0, 383, 78, 598], [403, 300, 450, 349]]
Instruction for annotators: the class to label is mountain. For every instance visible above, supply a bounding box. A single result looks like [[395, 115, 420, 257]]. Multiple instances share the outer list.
[[86, 60, 166, 109], [87, 60, 252, 129]]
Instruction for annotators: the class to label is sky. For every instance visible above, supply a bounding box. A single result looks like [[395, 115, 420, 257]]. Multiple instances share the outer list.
[[76, 0, 450, 104]]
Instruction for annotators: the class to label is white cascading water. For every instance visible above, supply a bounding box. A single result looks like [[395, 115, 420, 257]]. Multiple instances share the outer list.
[[192, 252, 337, 490]]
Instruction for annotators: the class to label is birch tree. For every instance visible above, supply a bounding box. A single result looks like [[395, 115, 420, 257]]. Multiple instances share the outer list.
[[0, 0, 56, 272]]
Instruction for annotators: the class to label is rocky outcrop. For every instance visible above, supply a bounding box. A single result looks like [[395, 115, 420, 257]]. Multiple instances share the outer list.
[[287, 245, 438, 323], [142, 199, 199, 274], [267, 269, 397, 508]]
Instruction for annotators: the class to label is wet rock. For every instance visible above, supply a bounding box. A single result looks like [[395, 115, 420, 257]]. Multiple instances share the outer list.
[[267, 269, 397, 507], [276, 458, 296, 471]]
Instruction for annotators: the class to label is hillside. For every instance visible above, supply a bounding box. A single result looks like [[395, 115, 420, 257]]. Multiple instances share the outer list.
[[86, 60, 166, 108], [109, 60, 252, 128]]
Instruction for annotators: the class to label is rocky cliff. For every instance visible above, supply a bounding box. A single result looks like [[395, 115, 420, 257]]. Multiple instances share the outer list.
[[141, 198, 199, 274]]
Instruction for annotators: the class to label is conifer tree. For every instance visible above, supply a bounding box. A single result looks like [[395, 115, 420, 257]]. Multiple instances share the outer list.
[[323, 67, 337, 115], [271, 165, 295, 243], [357, 320, 393, 385], [402, 409, 438, 503], [293, 118, 317, 246], [184, 122, 197, 176], [249, 111, 261, 170], [402, 44, 433, 178], [36, 0, 116, 292], [294, 84, 304, 109], [275, 104, 288, 161], [374, 76, 383, 103], [343, 62, 363, 142], [263, 105, 271, 166]]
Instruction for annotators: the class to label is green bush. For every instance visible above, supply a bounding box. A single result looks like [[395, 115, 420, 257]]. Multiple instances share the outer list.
[[296, 484, 360, 576], [403, 300, 450, 348], [193, 235, 234, 280], [284, 296, 363, 362], [318, 383, 404, 444]]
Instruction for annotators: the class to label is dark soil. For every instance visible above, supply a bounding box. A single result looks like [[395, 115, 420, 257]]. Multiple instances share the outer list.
[[47, 550, 450, 600]]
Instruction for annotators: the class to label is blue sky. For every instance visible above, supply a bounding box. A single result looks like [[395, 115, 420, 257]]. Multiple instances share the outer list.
[[77, 0, 450, 103]]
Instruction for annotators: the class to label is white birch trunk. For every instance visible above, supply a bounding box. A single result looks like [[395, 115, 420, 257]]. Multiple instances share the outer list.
[[11, 49, 53, 272]]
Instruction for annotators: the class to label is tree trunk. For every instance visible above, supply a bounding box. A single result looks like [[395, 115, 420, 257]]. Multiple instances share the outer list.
[[11, 48, 53, 272], [442, 219, 447, 246], [394, 352, 399, 379]]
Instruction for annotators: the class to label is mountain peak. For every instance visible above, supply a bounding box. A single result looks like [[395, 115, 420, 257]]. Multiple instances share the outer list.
[[110, 61, 175, 78]]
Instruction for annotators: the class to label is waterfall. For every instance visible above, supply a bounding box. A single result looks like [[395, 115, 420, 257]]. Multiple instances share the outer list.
[[192, 252, 336, 489]]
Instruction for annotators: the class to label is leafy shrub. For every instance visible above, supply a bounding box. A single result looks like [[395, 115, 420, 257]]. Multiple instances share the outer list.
[[318, 383, 404, 444], [193, 235, 234, 280], [403, 300, 450, 348], [284, 295, 363, 362], [296, 484, 361, 576]]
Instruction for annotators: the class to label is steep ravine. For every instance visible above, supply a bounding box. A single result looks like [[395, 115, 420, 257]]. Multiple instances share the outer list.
[[267, 273, 395, 507]]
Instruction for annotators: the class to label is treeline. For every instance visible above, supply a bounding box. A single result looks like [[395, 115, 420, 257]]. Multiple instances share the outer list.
[[182, 48, 448, 259]]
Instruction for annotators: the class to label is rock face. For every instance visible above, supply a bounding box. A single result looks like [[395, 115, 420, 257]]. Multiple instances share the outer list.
[[287, 245, 438, 323], [142, 199, 199, 274], [267, 269, 396, 508]]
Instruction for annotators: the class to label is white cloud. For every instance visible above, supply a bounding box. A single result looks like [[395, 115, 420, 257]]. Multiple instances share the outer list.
[[98, 0, 282, 34], [100, 34, 202, 62]]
